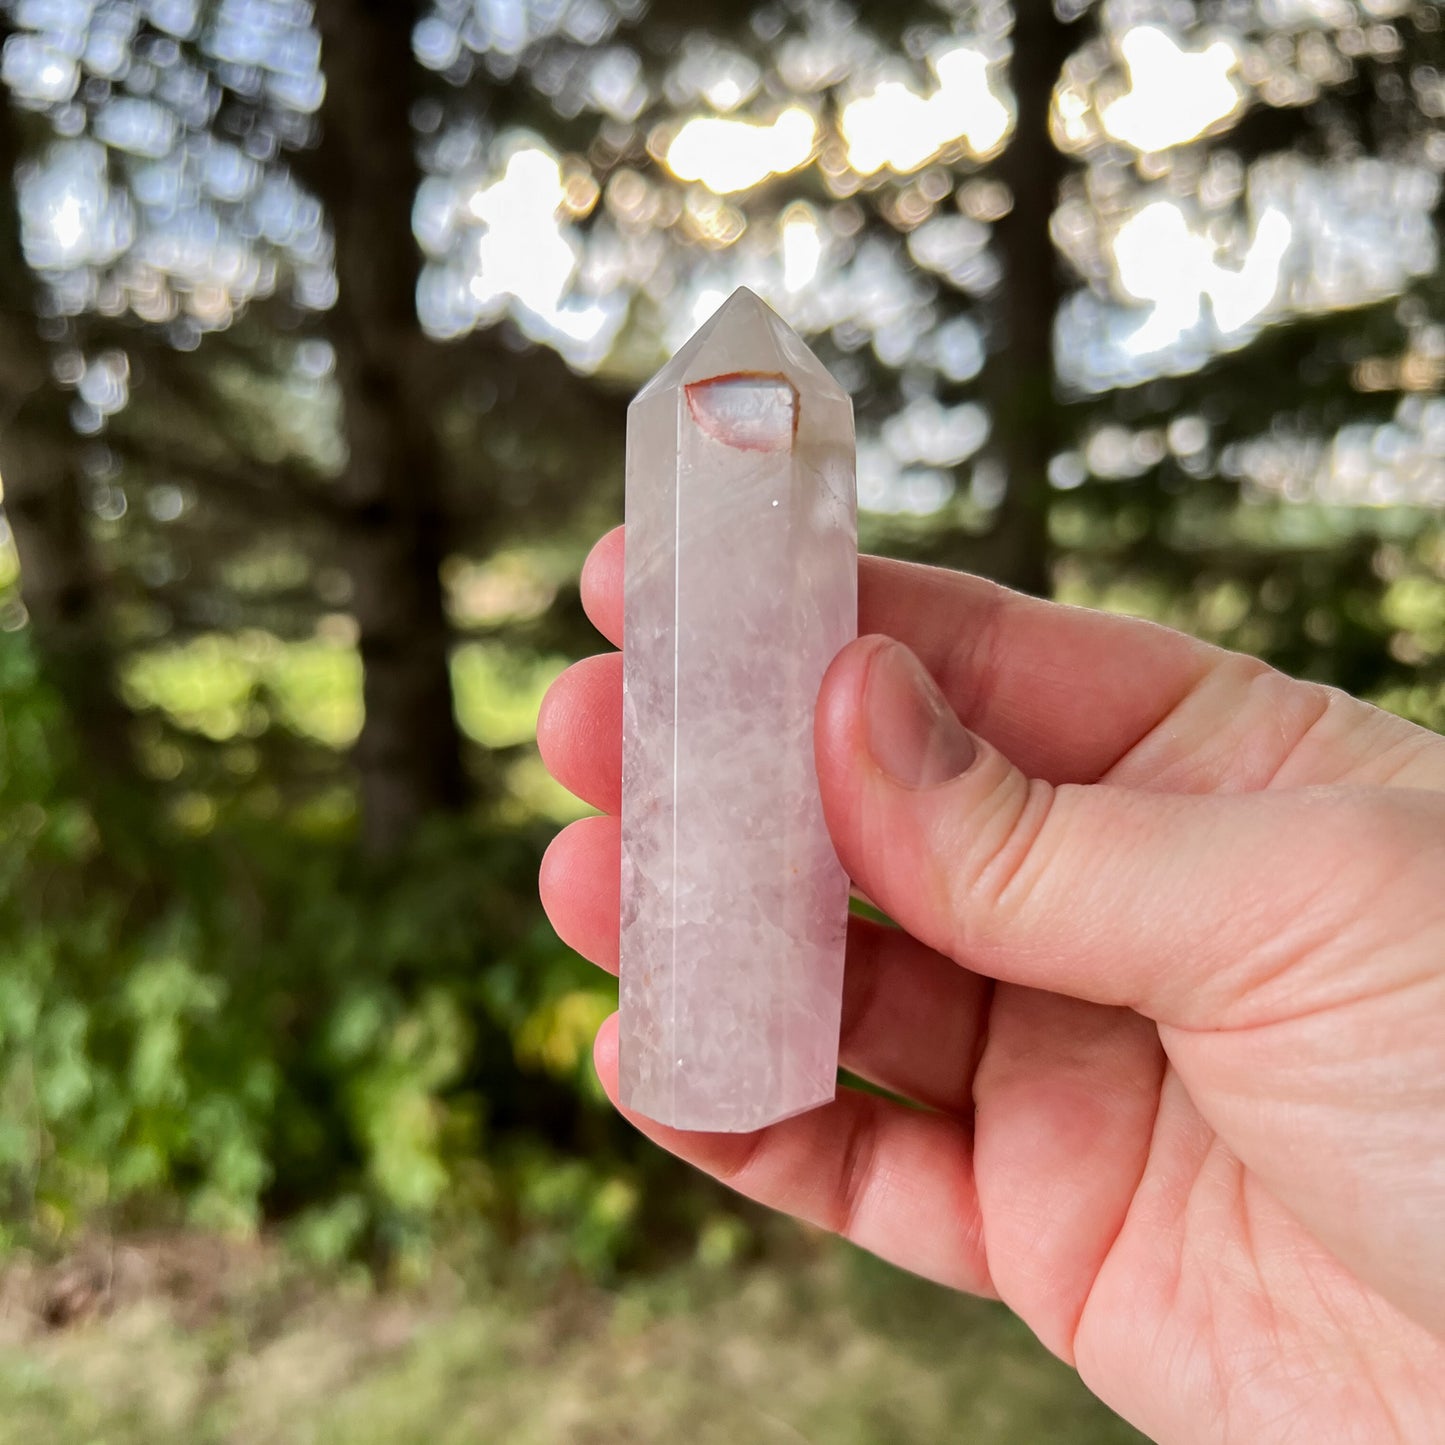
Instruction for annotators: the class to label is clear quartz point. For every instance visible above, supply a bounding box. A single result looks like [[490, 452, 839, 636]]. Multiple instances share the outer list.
[[620, 288, 858, 1133]]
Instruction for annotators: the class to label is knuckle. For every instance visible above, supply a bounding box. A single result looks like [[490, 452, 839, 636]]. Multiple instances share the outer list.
[[938, 764, 1064, 942]]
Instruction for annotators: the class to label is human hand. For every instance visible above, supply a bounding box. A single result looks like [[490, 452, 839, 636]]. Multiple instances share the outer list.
[[538, 527, 1445, 1444]]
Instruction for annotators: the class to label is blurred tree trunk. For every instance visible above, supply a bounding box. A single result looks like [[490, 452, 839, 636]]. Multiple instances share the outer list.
[[313, 0, 468, 854], [0, 92, 135, 785], [985, 1, 1078, 598]]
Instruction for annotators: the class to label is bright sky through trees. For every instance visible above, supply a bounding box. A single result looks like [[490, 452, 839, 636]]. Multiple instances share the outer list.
[[5, 2, 1443, 511]]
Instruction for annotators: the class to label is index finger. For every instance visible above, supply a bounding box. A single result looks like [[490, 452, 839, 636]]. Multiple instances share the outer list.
[[580, 526, 1215, 786], [580, 528, 1442, 792]]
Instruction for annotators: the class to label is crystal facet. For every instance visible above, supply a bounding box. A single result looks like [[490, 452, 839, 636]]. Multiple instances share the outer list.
[[621, 288, 858, 1133]]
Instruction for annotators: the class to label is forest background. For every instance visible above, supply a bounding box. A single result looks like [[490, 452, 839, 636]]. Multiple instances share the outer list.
[[0, 0, 1439, 1438]]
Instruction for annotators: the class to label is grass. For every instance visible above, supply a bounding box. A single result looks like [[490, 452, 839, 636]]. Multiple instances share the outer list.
[[0, 1234, 1146, 1445]]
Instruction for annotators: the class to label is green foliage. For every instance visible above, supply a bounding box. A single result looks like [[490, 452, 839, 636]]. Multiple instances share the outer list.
[[124, 632, 365, 750], [0, 626, 663, 1273], [1052, 498, 1445, 724]]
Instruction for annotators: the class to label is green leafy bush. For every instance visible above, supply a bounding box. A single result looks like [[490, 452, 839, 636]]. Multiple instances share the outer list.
[[0, 629, 669, 1275]]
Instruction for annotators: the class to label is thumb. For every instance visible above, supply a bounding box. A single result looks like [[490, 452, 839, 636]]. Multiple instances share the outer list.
[[814, 635, 1431, 1029]]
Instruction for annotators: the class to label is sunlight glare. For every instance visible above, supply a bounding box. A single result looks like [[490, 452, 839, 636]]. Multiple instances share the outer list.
[[1114, 202, 1213, 352], [690, 287, 730, 330], [466, 144, 609, 347], [49, 192, 85, 253], [1209, 208, 1292, 334], [666, 108, 817, 194], [842, 45, 1010, 176], [1101, 27, 1242, 152], [780, 203, 822, 292], [38, 57, 74, 96], [1114, 200, 1293, 355], [468, 147, 572, 311]]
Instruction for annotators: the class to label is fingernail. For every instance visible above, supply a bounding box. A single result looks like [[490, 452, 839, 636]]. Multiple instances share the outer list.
[[864, 640, 976, 788]]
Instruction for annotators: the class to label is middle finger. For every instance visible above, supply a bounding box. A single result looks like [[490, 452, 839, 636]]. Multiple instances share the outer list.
[[539, 814, 991, 1116]]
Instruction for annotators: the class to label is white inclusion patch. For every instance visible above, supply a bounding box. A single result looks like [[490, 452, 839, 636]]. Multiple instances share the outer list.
[[685, 373, 799, 452]]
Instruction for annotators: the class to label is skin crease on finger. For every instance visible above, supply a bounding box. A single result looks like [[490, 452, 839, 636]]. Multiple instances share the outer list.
[[539, 528, 1445, 1445]]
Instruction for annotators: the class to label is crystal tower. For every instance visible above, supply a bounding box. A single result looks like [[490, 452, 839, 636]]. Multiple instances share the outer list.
[[621, 288, 858, 1133]]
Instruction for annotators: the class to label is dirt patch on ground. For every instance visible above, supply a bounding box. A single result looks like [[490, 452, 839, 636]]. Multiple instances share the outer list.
[[0, 1233, 276, 1340]]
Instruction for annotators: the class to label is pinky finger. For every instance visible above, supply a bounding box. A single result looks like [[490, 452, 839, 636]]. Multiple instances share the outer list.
[[593, 1015, 994, 1297]]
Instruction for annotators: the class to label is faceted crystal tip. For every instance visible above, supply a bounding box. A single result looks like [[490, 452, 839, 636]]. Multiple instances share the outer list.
[[633, 287, 849, 409]]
